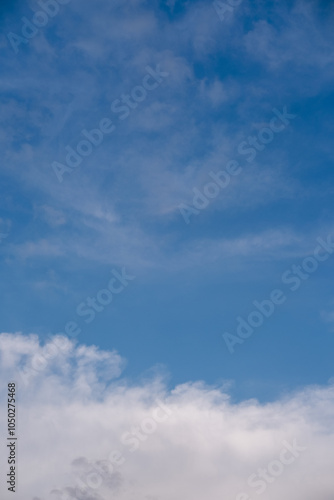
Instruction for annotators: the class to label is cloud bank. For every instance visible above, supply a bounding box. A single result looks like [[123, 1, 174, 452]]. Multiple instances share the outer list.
[[0, 332, 333, 500]]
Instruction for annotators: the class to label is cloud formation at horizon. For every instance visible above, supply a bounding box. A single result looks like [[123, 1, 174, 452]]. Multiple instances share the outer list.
[[0, 332, 333, 500]]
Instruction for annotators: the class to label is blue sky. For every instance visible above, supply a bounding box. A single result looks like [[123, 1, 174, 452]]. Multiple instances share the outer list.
[[1, 0, 334, 404], [1, 1, 334, 499]]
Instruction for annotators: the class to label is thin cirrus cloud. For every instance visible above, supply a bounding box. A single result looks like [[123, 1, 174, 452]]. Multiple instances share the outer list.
[[1, 0, 332, 277]]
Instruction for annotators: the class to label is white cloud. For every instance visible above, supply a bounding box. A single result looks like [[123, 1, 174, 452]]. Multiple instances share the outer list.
[[34, 205, 67, 227], [3, 0, 328, 278], [199, 78, 228, 106], [0, 333, 333, 500], [244, 1, 334, 74]]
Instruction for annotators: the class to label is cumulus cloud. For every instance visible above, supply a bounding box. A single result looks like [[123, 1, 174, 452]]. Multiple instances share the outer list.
[[0, 333, 333, 500]]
